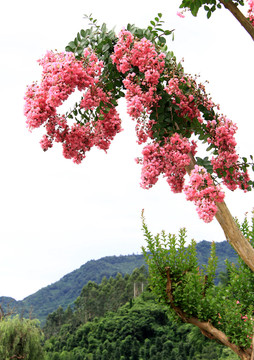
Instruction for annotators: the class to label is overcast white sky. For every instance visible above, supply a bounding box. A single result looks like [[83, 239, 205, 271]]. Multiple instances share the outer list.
[[0, 0, 253, 301]]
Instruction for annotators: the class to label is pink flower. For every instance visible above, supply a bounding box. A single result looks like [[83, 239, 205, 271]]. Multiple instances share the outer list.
[[24, 49, 122, 164], [177, 11, 185, 18], [137, 134, 191, 193], [184, 165, 225, 222]]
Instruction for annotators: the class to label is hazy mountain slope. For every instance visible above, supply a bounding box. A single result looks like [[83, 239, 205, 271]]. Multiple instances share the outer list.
[[0, 241, 237, 323]]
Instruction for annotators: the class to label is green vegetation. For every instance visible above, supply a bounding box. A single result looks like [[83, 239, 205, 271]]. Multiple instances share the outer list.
[[43, 266, 148, 339], [142, 213, 254, 358], [42, 267, 239, 360], [0, 316, 45, 360], [0, 242, 242, 359]]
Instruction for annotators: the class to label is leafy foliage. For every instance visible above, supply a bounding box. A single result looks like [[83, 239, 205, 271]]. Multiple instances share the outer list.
[[43, 266, 148, 339], [142, 212, 254, 350], [0, 315, 45, 360], [42, 279, 238, 360]]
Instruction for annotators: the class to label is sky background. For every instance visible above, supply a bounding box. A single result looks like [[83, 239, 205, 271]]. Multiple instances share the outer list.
[[0, 0, 253, 301]]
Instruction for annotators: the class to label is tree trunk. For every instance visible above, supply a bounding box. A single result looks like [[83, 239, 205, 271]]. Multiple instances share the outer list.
[[186, 153, 254, 272], [219, 0, 254, 41], [215, 201, 254, 271]]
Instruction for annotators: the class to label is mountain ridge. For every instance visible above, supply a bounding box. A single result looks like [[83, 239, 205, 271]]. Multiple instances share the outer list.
[[0, 240, 238, 324]]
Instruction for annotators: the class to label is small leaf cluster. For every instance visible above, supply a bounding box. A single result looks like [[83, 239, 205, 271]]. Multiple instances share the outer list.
[[127, 13, 174, 49], [141, 213, 218, 321]]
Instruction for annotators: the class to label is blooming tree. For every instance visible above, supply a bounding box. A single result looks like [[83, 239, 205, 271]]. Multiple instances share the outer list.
[[24, 12, 254, 267], [24, 9, 254, 358]]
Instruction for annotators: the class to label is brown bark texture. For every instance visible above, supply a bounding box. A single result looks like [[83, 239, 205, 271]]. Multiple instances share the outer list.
[[219, 0, 254, 41]]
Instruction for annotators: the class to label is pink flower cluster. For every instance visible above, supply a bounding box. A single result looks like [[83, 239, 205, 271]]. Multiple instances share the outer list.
[[137, 133, 193, 193], [164, 77, 203, 126], [24, 50, 103, 129], [247, 0, 254, 25], [176, 11, 185, 18], [184, 165, 225, 222], [206, 116, 250, 191], [24, 50, 122, 163], [112, 30, 165, 142]]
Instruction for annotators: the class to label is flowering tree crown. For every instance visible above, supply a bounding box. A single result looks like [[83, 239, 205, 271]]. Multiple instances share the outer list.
[[24, 14, 254, 223]]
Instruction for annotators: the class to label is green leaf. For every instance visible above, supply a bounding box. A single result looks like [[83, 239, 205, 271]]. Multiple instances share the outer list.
[[81, 29, 86, 37], [102, 43, 110, 52], [190, 2, 199, 16], [158, 37, 166, 44], [65, 46, 74, 52], [67, 41, 76, 50], [77, 32, 82, 42]]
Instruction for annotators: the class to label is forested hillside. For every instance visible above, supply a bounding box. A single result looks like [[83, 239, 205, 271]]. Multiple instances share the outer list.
[[43, 266, 238, 360], [0, 240, 237, 324]]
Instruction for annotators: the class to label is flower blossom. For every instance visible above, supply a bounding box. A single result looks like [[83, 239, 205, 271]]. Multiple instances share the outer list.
[[247, 0, 254, 25], [137, 133, 193, 193], [177, 11, 185, 18], [164, 77, 203, 126], [206, 116, 250, 191], [184, 165, 225, 222], [24, 49, 122, 163], [112, 30, 165, 142]]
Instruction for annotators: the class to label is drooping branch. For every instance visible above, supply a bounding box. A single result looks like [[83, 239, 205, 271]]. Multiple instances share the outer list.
[[165, 267, 252, 360], [219, 0, 254, 41]]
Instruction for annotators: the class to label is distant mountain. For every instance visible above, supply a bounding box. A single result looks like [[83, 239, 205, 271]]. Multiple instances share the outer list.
[[0, 241, 238, 324]]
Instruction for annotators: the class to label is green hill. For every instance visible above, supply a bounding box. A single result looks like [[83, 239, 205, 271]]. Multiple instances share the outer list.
[[0, 241, 237, 324]]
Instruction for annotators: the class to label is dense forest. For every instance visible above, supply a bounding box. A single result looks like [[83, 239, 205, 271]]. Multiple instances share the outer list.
[[42, 266, 238, 360]]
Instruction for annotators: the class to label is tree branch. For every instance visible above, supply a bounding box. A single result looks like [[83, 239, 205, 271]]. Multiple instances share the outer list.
[[219, 0, 254, 41], [165, 267, 252, 360], [186, 152, 254, 272]]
